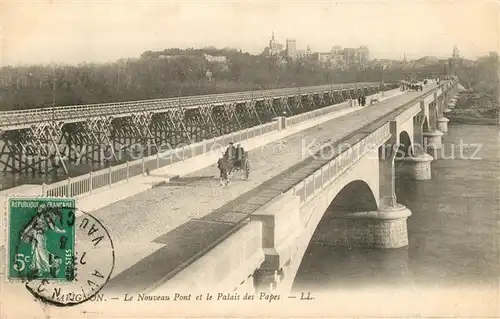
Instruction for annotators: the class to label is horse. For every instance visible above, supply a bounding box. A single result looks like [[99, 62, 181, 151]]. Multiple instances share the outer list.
[[217, 154, 230, 186], [217, 151, 251, 186]]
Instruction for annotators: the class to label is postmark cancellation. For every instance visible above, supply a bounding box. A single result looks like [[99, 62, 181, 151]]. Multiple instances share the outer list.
[[5, 196, 115, 307]]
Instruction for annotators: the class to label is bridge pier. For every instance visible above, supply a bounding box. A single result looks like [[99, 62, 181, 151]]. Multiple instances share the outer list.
[[312, 204, 411, 249], [436, 117, 450, 132], [311, 135, 413, 250], [395, 153, 434, 180], [423, 130, 444, 150]]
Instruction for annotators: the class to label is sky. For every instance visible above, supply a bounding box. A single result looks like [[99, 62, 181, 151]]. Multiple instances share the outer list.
[[1, 0, 498, 66]]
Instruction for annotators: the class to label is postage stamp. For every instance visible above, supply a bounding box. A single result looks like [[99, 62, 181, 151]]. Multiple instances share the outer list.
[[24, 209, 116, 307], [8, 197, 76, 282]]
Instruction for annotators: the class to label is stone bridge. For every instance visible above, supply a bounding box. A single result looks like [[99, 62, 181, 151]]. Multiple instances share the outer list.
[[135, 78, 459, 295]]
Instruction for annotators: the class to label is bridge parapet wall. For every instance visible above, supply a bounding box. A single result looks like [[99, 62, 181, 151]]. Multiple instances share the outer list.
[[150, 221, 265, 294], [292, 123, 391, 206]]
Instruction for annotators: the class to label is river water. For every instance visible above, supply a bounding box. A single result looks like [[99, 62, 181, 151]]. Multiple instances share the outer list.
[[292, 123, 499, 291]]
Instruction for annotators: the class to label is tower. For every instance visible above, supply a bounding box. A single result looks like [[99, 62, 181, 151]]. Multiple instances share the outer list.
[[286, 39, 297, 59], [452, 45, 460, 59], [450, 45, 460, 75], [268, 30, 282, 56]]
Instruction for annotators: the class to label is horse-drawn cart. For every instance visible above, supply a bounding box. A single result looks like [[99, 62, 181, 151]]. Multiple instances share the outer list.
[[217, 151, 251, 185]]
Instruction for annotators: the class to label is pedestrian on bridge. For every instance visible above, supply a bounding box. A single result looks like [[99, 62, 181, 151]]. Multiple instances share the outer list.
[[225, 142, 236, 160]]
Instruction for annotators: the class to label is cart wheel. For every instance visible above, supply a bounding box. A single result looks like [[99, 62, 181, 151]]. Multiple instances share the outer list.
[[244, 159, 250, 180]]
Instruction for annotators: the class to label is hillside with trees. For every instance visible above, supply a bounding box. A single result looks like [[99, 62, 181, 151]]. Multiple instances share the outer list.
[[0, 47, 400, 111], [451, 53, 499, 124], [1, 47, 493, 111]]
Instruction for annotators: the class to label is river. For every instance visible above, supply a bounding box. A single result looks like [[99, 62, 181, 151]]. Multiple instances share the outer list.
[[292, 123, 499, 291]]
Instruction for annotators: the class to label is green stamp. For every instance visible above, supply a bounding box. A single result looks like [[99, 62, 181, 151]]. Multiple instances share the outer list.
[[8, 197, 76, 281]]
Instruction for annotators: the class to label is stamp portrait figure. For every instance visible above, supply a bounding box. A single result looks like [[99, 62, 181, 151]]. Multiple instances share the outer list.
[[20, 204, 66, 277]]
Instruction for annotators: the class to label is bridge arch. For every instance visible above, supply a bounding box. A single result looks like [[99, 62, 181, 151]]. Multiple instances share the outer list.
[[289, 178, 379, 288], [281, 153, 380, 286], [308, 179, 378, 243], [423, 117, 429, 132], [323, 180, 378, 214], [396, 131, 413, 158]]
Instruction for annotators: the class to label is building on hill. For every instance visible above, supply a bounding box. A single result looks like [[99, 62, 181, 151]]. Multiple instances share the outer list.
[[264, 31, 284, 56], [286, 39, 297, 59], [263, 33, 370, 69], [203, 53, 227, 63], [343, 46, 370, 66], [331, 46, 342, 54]]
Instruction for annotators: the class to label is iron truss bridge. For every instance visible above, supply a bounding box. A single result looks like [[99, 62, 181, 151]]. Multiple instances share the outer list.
[[0, 82, 384, 175]]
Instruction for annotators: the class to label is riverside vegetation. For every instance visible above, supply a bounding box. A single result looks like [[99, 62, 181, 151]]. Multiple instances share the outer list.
[[0, 48, 497, 115]]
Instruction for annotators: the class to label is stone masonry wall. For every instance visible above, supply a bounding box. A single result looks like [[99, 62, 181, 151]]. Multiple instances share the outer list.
[[311, 216, 408, 249]]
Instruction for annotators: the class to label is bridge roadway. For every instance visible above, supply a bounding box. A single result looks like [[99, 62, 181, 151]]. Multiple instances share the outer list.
[[81, 83, 438, 294]]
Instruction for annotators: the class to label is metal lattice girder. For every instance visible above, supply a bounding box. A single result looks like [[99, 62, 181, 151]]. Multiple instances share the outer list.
[[304, 94, 315, 111], [315, 93, 325, 107], [245, 101, 262, 126], [223, 103, 243, 131], [113, 112, 155, 144], [279, 97, 293, 116], [349, 88, 355, 99], [252, 100, 273, 124], [331, 91, 340, 104], [355, 88, 363, 98], [29, 121, 64, 156], [0, 82, 384, 131], [1, 129, 37, 155], [150, 112, 179, 147], [271, 98, 286, 116], [211, 104, 232, 135], [321, 92, 331, 106], [183, 107, 214, 142], [235, 102, 257, 128], [289, 95, 303, 114], [341, 90, 349, 101], [263, 99, 278, 119], [30, 120, 68, 174], [65, 117, 113, 146], [0, 129, 61, 174], [166, 108, 191, 145], [351, 88, 357, 98], [199, 106, 220, 137], [135, 112, 153, 139]]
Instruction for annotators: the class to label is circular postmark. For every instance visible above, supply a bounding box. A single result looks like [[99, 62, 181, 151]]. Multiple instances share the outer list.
[[8, 198, 115, 307]]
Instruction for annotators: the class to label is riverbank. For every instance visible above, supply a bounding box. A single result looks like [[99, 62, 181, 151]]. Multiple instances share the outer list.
[[447, 115, 498, 126]]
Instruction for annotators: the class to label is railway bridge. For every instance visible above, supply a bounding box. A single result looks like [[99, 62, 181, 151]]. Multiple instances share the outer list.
[[0, 82, 383, 177]]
